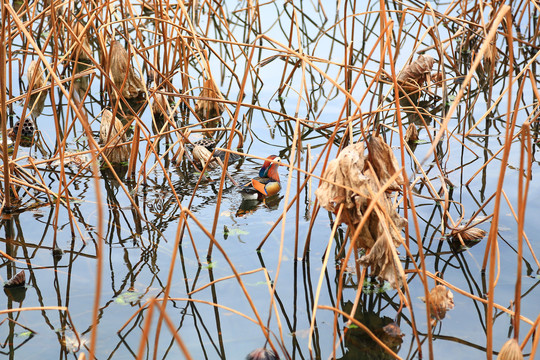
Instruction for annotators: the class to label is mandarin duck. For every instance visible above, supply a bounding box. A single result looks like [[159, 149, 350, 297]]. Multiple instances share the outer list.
[[240, 155, 281, 199]]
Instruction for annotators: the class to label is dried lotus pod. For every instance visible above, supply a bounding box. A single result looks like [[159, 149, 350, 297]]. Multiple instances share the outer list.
[[498, 339, 523, 360], [194, 78, 224, 129], [9, 118, 35, 147], [99, 110, 131, 163], [405, 123, 419, 143], [110, 40, 145, 99], [4, 270, 26, 288], [9, 118, 35, 139]]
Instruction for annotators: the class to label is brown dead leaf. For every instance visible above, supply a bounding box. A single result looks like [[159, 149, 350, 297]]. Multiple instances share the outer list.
[[422, 285, 454, 321], [194, 78, 224, 129], [357, 220, 405, 289], [431, 72, 444, 83], [315, 142, 407, 287], [405, 123, 419, 143], [27, 60, 47, 117], [151, 93, 171, 134], [315, 142, 367, 215], [4, 270, 25, 288], [482, 27, 499, 71], [450, 226, 486, 242], [110, 40, 145, 99], [192, 145, 217, 169], [71, 22, 92, 62], [52, 151, 90, 168], [397, 55, 436, 93], [100, 110, 131, 163], [498, 339, 523, 360], [368, 135, 403, 190]]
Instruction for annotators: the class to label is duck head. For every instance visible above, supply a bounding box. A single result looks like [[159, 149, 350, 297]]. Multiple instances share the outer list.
[[259, 155, 281, 180]]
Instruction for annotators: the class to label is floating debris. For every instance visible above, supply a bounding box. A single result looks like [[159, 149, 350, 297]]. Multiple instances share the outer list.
[[51, 151, 90, 168], [450, 226, 486, 242]]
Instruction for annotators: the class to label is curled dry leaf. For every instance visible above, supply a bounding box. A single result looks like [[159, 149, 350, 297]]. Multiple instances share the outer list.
[[315, 142, 367, 217], [27, 60, 47, 118], [397, 54, 436, 93], [498, 339, 523, 360], [431, 72, 444, 83], [152, 93, 171, 133], [4, 270, 26, 288], [368, 135, 403, 191], [192, 145, 217, 169], [315, 141, 407, 288], [357, 217, 406, 289], [99, 110, 131, 163], [52, 151, 90, 168], [194, 78, 224, 129], [422, 285, 454, 322], [450, 226, 486, 242], [405, 123, 419, 143], [246, 348, 279, 360], [110, 40, 145, 99], [71, 22, 92, 62]]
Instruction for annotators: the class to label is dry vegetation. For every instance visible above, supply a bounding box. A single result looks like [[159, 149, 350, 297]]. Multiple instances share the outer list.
[[0, 1, 538, 359]]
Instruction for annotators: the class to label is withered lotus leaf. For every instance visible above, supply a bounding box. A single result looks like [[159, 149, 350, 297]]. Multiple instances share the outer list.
[[422, 285, 455, 321], [368, 135, 404, 191], [110, 40, 145, 99], [27, 60, 47, 118], [357, 215, 406, 289], [99, 110, 131, 164], [192, 145, 217, 169], [498, 339, 523, 360], [397, 54, 436, 93], [194, 78, 224, 129], [315, 141, 407, 287], [71, 22, 92, 62], [405, 123, 419, 143], [151, 92, 170, 134], [315, 142, 367, 217], [4, 270, 26, 288], [450, 226, 486, 242]]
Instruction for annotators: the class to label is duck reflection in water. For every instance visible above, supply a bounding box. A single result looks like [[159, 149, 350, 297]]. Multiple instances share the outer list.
[[235, 194, 283, 217]]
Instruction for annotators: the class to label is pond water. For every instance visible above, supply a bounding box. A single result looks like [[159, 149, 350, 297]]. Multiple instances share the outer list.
[[0, 1, 539, 359]]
